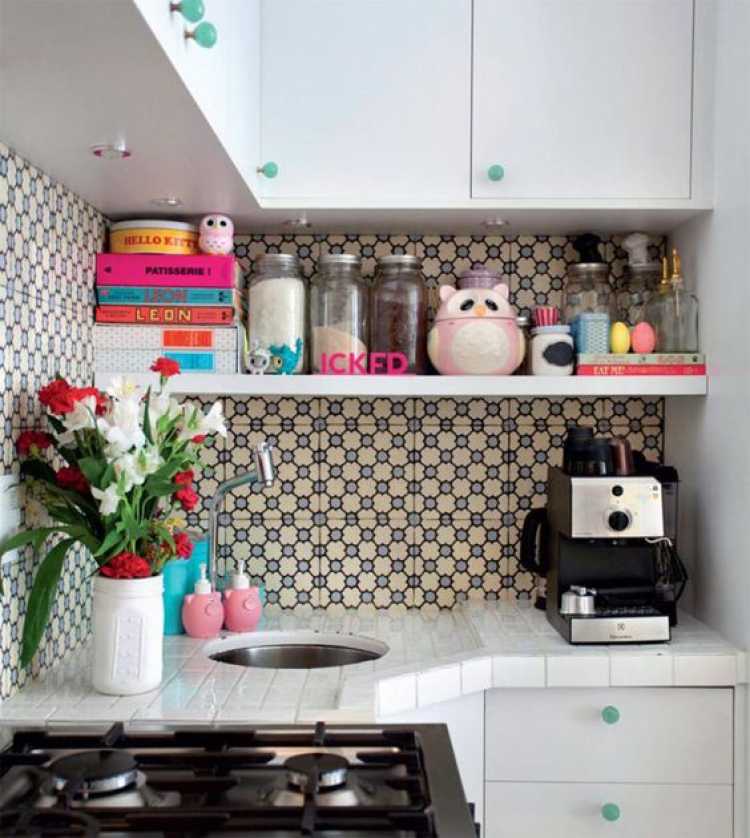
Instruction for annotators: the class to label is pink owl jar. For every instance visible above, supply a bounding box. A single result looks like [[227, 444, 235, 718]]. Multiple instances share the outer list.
[[427, 283, 525, 375], [198, 213, 234, 255]]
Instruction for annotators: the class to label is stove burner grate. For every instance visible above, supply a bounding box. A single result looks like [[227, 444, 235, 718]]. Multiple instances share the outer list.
[[0, 808, 99, 837]]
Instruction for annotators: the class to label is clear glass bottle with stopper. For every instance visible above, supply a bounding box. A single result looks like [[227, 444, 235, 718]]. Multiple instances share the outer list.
[[645, 248, 699, 352]]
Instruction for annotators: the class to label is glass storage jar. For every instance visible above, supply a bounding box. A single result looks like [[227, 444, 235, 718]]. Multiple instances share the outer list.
[[616, 263, 660, 326], [562, 262, 616, 354], [310, 253, 369, 374], [370, 254, 428, 374], [247, 253, 306, 374]]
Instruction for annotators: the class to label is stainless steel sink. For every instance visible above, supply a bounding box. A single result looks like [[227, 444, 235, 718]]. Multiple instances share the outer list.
[[206, 632, 389, 670]]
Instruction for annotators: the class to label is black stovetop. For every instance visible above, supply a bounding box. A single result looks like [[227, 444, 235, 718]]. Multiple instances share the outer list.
[[0, 721, 477, 837]]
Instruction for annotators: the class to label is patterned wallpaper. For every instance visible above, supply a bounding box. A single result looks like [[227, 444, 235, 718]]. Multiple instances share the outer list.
[[0, 142, 106, 699]]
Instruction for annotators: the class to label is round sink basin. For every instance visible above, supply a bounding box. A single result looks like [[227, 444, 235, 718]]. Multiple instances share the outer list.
[[205, 631, 388, 670]]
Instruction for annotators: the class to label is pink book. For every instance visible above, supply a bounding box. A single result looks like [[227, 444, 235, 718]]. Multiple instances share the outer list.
[[97, 253, 236, 288]]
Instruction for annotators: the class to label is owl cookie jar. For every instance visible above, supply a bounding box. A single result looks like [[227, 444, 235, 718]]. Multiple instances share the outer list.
[[427, 284, 525, 375]]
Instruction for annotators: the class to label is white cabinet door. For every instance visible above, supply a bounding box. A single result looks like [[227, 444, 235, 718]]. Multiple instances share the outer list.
[[485, 687, 733, 785], [259, 0, 471, 202], [472, 0, 694, 200], [485, 782, 732, 838]]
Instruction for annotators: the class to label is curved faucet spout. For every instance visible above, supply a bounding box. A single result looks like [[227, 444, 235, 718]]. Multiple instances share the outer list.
[[207, 441, 275, 590]]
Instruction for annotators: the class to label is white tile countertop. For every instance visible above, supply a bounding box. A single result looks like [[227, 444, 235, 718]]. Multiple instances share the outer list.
[[0, 602, 744, 727]]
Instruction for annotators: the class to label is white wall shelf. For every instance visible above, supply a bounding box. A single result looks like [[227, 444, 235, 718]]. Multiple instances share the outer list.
[[93, 373, 707, 398]]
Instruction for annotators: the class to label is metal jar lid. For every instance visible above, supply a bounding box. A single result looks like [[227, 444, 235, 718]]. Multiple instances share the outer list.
[[568, 262, 609, 280], [254, 253, 300, 270], [318, 253, 362, 268], [376, 254, 422, 269]]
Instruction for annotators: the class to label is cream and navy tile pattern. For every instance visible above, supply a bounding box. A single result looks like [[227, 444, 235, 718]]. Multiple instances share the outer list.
[[0, 142, 106, 699]]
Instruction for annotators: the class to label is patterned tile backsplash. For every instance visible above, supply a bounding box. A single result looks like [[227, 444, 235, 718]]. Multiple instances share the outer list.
[[0, 143, 664, 700], [192, 394, 663, 610], [0, 142, 106, 699]]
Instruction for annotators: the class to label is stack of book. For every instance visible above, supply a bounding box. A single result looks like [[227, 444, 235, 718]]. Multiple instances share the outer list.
[[576, 353, 706, 376], [94, 253, 242, 374]]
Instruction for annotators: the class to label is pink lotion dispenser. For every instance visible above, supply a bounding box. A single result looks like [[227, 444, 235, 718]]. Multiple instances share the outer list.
[[223, 570, 263, 633], [181, 563, 224, 639]]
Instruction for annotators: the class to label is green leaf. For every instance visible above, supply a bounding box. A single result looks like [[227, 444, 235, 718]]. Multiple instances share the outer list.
[[20, 537, 76, 667], [0, 528, 58, 559], [93, 524, 127, 558], [77, 456, 107, 489], [20, 458, 57, 485], [143, 386, 154, 444]]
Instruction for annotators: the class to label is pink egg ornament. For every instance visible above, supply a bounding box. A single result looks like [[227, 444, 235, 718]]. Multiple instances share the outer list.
[[631, 322, 657, 354]]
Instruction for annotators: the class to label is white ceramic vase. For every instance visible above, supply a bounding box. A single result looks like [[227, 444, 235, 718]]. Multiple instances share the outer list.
[[92, 575, 164, 695]]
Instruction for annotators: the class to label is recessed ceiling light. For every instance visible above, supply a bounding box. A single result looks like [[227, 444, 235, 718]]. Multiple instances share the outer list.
[[150, 197, 183, 207], [482, 217, 507, 229], [285, 215, 311, 229], [91, 142, 131, 160]]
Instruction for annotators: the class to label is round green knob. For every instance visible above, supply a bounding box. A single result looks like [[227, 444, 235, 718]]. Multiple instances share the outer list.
[[257, 161, 279, 179], [602, 803, 621, 822], [487, 164, 505, 182], [171, 0, 204, 23], [186, 20, 217, 48], [601, 705, 620, 725]]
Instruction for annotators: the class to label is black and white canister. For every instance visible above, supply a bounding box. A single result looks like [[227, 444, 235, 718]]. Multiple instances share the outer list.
[[530, 325, 575, 376]]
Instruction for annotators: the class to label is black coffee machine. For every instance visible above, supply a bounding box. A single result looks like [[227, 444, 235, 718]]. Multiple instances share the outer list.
[[520, 427, 687, 644]]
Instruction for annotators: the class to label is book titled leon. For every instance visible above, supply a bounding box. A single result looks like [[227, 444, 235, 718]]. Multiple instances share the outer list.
[[576, 353, 705, 376], [96, 305, 234, 325], [96, 253, 235, 287]]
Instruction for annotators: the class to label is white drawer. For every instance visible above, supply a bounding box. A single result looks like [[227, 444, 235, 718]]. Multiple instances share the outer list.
[[485, 687, 732, 784], [484, 782, 733, 838]]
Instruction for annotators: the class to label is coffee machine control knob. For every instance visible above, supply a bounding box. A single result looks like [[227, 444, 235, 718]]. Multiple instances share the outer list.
[[608, 510, 631, 532]]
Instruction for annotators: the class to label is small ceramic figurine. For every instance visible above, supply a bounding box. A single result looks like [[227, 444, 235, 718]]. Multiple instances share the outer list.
[[427, 284, 524, 375], [269, 337, 303, 375], [198, 213, 234, 255], [244, 338, 271, 375]]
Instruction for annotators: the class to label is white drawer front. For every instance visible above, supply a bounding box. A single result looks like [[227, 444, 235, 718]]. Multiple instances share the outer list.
[[485, 782, 732, 838], [485, 687, 732, 784]]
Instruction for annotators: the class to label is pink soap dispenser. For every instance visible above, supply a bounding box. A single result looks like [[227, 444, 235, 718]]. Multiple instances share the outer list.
[[223, 570, 263, 633], [181, 563, 224, 639]]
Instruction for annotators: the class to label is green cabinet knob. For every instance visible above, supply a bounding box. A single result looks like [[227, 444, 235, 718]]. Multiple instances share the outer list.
[[487, 164, 505, 182], [601, 803, 621, 822], [170, 0, 204, 23], [185, 20, 217, 48], [257, 161, 279, 179], [601, 705, 620, 725]]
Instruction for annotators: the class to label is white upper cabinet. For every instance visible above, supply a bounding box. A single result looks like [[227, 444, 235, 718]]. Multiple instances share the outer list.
[[257, 0, 471, 203], [472, 0, 694, 200]]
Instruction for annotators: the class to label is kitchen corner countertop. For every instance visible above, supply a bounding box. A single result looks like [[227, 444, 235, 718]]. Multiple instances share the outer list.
[[0, 603, 744, 727]]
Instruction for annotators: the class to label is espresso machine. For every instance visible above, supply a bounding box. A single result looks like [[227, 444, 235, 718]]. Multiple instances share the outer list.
[[521, 429, 687, 644]]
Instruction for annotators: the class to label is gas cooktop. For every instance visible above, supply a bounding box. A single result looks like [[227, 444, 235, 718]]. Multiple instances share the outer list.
[[0, 721, 477, 837]]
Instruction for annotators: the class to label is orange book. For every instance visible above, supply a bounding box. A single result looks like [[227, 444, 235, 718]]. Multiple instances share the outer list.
[[95, 305, 235, 325]]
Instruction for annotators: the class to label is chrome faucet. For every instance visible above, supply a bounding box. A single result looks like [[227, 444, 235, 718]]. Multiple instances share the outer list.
[[207, 440, 275, 590]]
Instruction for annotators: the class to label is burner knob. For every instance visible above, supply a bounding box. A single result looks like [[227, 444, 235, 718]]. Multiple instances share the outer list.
[[608, 510, 631, 532]]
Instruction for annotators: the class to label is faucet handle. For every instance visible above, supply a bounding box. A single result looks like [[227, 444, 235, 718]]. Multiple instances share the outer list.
[[254, 441, 275, 486]]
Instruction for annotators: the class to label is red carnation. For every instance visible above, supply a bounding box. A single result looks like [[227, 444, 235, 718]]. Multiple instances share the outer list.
[[55, 466, 89, 494], [174, 486, 199, 512], [16, 430, 53, 457], [173, 531, 194, 559], [173, 469, 194, 486], [39, 379, 76, 415], [151, 357, 181, 378], [191, 435, 206, 444], [100, 552, 152, 579], [71, 386, 108, 416]]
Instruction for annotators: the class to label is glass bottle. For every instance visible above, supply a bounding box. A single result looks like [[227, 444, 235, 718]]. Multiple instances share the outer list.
[[247, 253, 306, 374], [645, 250, 699, 352], [616, 263, 660, 326], [370, 254, 428, 374], [309, 253, 369, 374], [562, 263, 616, 354]]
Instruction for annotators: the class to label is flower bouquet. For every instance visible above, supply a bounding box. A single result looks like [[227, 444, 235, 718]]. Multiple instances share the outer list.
[[0, 357, 226, 693]]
